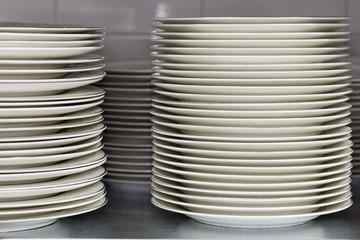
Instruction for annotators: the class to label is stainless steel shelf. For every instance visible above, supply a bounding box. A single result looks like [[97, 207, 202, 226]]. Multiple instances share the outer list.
[[3, 176, 360, 239]]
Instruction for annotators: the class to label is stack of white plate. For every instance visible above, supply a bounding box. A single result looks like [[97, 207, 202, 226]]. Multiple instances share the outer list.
[[0, 23, 107, 232], [150, 17, 353, 228], [95, 61, 154, 187]]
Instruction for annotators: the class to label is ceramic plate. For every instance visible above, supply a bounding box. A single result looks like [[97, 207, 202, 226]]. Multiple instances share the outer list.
[[153, 140, 352, 159], [152, 81, 350, 95], [153, 153, 351, 175], [152, 167, 351, 191], [153, 61, 351, 71], [0, 23, 103, 33], [154, 68, 349, 79], [0, 181, 105, 208], [153, 17, 349, 24], [151, 116, 351, 137], [152, 174, 351, 197], [0, 32, 104, 41], [153, 38, 348, 48], [152, 46, 348, 55], [152, 132, 351, 151], [153, 74, 351, 86], [0, 63, 104, 79], [0, 71, 105, 95], [151, 107, 350, 126], [0, 54, 104, 69], [154, 87, 352, 103], [152, 190, 351, 217], [151, 52, 348, 64], [152, 102, 350, 118], [0, 166, 106, 200], [153, 31, 350, 40], [153, 145, 352, 167], [0, 143, 103, 167], [0, 99, 103, 117], [0, 45, 103, 59], [152, 95, 349, 111], [152, 124, 352, 143]]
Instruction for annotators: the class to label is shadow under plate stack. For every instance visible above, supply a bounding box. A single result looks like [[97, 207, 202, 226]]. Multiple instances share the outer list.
[[97, 61, 153, 190], [0, 23, 107, 232], [151, 17, 353, 228]]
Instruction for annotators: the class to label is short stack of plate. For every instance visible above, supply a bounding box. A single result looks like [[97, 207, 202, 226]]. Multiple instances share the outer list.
[[0, 23, 107, 232], [150, 17, 353, 228], [95, 61, 154, 188]]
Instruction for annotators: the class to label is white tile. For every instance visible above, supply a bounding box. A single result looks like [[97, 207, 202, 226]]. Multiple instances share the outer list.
[[99, 34, 152, 62], [57, 0, 202, 34], [0, 0, 55, 23], [203, 0, 347, 17]]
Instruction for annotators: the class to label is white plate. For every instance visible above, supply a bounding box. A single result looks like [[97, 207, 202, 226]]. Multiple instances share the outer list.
[[0, 63, 104, 79], [0, 23, 103, 33], [152, 124, 352, 143], [153, 74, 351, 86], [153, 31, 350, 40], [0, 197, 107, 233], [0, 156, 105, 184], [104, 60, 153, 75], [0, 181, 105, 208], [151, 107, 350, 127], [0, 115, 103, 138], [0, 99, 103, 117], [153, 61, 351, 71], [0, 39, 103, 48], [0, 54, 104, 69], [152, 81, 350, 95], [153, 140, 352, 159], [153, 38, 348, 48], [153, 145, 352, 167], [153, 152, 351, 175], [152, 116, 351, 137], [0, 32, 104, 41], [152, 95, 349, 111], [152, 174, 351, 198], [0, 71, 105, 95], [152, 102, 350, 118], [0, 45, 103, 59], [0, 166, 105, 200], [0, 150, 106, 173], [0, 85, 104, 102], [0, 136, 102, 157], [154, 17, 349, 24], [151, 52, 348, 64], [152, 46, 348, 55], [154, 68, 349, 79], [153, 23, 348, 33], [0, 106, 102, 124], [152, 197, 351, 228], [152, 188, 351, 215], [153, 190, 351, 218], [154, 87, 352, 103], [152, 132, 351, 151], [0, 143, 103, 167], [152, 167, 351, 191]]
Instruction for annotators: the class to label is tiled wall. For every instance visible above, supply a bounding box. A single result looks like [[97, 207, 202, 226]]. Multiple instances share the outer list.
[[0, 0, 358, 69]]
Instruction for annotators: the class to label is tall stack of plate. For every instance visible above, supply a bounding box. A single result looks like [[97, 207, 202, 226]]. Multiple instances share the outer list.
[[95, 61, 154, 189], [0, 23, 107, 232], [150, 17, 353, 228]]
